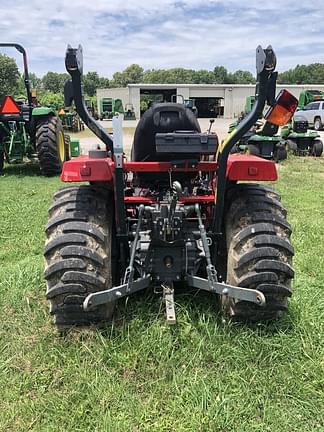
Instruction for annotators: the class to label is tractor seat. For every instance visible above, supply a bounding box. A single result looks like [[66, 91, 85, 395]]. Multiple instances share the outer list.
[[131, 103, 201, 162], [131, 103, 202, 186], [20, 104, 31, 122]]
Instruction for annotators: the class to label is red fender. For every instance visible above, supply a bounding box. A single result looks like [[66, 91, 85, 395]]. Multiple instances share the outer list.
[[226, 154, 278, 181], [61, 156, 114, 182], [61, 154, 277, 183]]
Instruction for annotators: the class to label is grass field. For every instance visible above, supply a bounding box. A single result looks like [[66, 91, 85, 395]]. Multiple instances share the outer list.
[[0, 157, 323, 432]]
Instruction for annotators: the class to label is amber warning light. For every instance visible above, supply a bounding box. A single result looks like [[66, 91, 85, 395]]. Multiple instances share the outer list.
[[264, 89, 298, 126], [0, 96, 20, 115]]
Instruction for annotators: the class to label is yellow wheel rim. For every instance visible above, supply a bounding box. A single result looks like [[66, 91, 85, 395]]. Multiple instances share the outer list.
[[58, 131, 65, 162]]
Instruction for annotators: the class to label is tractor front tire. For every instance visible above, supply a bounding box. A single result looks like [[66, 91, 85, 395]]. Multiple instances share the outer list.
[[44, 185, 115, 331], [36, 116, 66, 176], [274, 144, 287, 162], [311, 139, 323, 157], [223, 184, 294, 322], [0, 151, 4, 173], [286, 139, 298, 154], [314, 117, 322, 131], [64, 134, 71, 161]]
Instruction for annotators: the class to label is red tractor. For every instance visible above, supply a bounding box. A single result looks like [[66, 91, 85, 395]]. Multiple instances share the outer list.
[[44, 45, 298, 330]]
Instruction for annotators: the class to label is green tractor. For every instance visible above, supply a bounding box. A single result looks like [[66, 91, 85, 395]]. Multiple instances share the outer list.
[[58, 107, 85, 133], [99, 97, 124, 120], [229, 94, 289, 162], [281, 121, 323, 157], [245, 95, 256, 113], [0, 43, 70, 175], [172, 94, 198, 117], [124, 103, 136, 120], [85, 98, 99, 120], [297, 89, 324, 109], [280, 90, 324, 157]]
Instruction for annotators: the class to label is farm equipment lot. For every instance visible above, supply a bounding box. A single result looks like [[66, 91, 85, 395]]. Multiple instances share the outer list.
[[71, 118, 324, 157], [0, 154, 323, 430], [71, 118, 243, 157]]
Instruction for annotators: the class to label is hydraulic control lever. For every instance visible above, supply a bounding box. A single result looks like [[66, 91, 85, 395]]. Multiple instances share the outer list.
[[64, 44, 114, 153]]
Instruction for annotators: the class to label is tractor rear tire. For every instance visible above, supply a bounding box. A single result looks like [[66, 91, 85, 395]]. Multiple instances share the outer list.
[[44, 185, 115, 331], [311, 139, 323, 157], [36, 116, 66, 176], [71, 115, 83, 133], [223, 184, 294, 322]]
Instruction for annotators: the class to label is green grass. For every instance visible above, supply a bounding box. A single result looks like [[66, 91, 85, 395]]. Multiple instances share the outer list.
[[0, 157, 324, 432]]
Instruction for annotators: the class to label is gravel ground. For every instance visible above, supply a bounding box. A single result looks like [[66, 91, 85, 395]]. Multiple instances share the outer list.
[[76, 118, 233, 157], [75, 118, 324, 158]]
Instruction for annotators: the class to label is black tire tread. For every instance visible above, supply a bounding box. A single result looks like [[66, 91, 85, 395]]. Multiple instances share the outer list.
[[36, 116, 65, 176], [224, 183, 294, 322], [44, 185, 115, 329]]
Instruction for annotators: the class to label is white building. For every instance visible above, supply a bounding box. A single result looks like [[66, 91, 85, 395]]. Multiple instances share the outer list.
[[96, 84, 324, 119]]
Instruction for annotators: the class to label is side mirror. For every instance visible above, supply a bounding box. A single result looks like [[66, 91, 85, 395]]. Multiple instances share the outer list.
[[64, 80, 74, 107]]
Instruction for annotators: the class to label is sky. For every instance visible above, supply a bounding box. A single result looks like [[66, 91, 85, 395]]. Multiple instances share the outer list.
[[0, 0, 324, 78]]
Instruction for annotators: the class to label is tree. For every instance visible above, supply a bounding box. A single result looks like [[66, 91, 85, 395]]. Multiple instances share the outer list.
[[83, 71, 100, 96], [13, 71, 43, 99], [193, 70, 215, 84], [112, 71, 125, 87], [112, 64, 144, 87], [278, 63, 324, 84], [213, 66, 228, 83], [0, 54, 20, 98], [227, 70, 255, 84], [123, 64, 144, 84], [42, 71, 69, 93], [39, 91, 64, 109], [143, 68, 196, 84], [142, 69, 169, 84], [99, 77, 110, 89], [29, 72, 43, 91]]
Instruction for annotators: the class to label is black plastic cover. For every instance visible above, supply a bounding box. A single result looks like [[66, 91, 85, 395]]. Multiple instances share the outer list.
[[156, 131, 218, 155]]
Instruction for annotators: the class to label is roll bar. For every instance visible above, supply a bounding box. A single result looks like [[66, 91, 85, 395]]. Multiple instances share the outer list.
[[64, 44, 278, 239], [64, 45, 114, 153], [0, 43, 33, 107], [211, 45, 278, 234]]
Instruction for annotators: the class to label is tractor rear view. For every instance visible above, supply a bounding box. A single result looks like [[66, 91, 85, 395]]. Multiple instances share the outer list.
[[44, 45, 296, 331], [0, 43, 70, 175]]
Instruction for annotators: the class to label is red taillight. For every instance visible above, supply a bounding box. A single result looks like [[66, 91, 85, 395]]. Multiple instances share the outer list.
[[264, 89, 298, 126], [0, 96, 20, 114]]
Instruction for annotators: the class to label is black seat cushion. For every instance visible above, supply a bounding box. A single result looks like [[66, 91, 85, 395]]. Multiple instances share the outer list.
[[132, 103, 201, 162]]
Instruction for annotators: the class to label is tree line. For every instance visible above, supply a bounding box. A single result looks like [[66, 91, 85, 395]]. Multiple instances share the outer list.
[[2, 53, 324, 108]]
